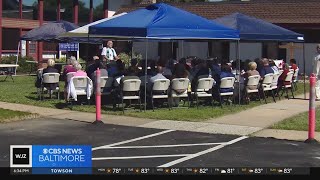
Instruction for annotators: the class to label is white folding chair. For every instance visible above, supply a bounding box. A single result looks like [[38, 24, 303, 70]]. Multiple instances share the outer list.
[[100, 76, 113, 96], [271, 73, 281, 101], [261, 73, 275, 103], [218, 77, 235, 107], [278, 70, 284, 76], [69, 76, 93, 104], [280, 71, 294, 99], [151, 79, 171, 111], [293, 68, 299, 90], [121, 79, 142, 113], [170, 78, 190, 107], [35, 68, 44, 99], [41, 73, 60, 100], [244, 75, 261, 104], [193, 78, 215, 108], [66, 72, 76, 83]]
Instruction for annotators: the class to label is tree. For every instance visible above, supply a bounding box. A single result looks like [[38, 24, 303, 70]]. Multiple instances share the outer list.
[[33, 0, 90, 23]]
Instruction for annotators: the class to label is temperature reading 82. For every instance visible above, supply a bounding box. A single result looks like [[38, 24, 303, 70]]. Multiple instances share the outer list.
[[199, 168, 209, 174]]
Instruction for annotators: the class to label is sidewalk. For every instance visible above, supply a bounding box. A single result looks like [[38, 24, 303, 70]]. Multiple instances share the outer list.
[[0, 93, 319, 141]]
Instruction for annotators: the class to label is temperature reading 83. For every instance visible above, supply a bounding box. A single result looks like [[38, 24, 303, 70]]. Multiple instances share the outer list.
[[141, 168, 150, 174], [284, 168, 292, 174], [171, 168, 180, 174], [254, 168, 263, 174]]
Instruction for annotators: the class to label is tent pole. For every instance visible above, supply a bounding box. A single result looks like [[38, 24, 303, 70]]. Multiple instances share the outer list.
[[182, 40, 184, 58], [131, 40, 133, 60], [236, 40, 241, 105], [87, 33, 90, 66], [15, 41, 20, 76], [144, 39, 148, 112], [303, 42, 306, 100], [171, 40, 174, 59]]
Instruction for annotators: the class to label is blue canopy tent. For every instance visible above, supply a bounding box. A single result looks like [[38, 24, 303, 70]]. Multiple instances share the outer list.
[[213, 12, 304, 42], [21, 20, 79, 42], [89, 3, 240, 110], [89, 3, 239, 40], [213, 12, 307, 99]]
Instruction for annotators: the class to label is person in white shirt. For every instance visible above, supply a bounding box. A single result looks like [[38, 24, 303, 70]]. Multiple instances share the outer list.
[[101, 41, 119, 64], [150, 66, 167, 83], [313, 44, 320, 100]]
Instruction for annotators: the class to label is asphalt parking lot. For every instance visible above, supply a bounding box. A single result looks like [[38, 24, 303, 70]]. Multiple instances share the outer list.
[[0, 118, 319, 168]]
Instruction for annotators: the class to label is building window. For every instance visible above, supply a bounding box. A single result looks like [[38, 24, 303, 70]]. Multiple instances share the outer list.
[[43, 42, 57, 52], [2, 0, 20, 18], [61, 0, 74, 22], [29, 41, 36, 54], [44, 0, 57, 21], [2, 28, 20, 50], [93, 0, 103, 21], [22, 0, 38, 20], [79, 0, 90, 26]]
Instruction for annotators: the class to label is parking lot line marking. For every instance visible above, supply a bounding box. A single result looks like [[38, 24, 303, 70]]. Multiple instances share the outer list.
[[98, 142, 226, 149], [92, 154, 191, 160], [158, 136, 248, 167], [92, 129, 175, 151]]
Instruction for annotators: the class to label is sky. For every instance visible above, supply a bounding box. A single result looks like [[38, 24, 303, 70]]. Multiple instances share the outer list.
[[23, 0, 103, 8]]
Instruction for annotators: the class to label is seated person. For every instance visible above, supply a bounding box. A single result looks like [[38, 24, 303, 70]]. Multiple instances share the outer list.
[[269, 59, 279, 74], [243, 62, 260, 90], [289, 58, 298, 72], [126, 58, 140, 76], [63, 56, 77, 77], [42, 59, 59, 91], [146, 65, 167, 91], [217, 63, 235, 93], [190, 59, 209, 92], [207, 57, 221, 82], [62, 57, 77, 85], [86, 56, 100, 80], [73, 63, 87, 77], [113, 59, 125, 78], [259, 58, 274, 79], [172, 63, 189, 79], [91, 62, 108, 82], [178, 58, 191, 73], [278, 63, 291, 86], [150, 66, 167, 83]]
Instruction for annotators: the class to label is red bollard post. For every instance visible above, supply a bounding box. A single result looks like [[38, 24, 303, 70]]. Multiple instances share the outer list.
[[93, 68, 104, 125], [305, 73, 318, 143]]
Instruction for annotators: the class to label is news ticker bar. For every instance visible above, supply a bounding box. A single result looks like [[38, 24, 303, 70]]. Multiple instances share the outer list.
[[9, 167, 314, 175]]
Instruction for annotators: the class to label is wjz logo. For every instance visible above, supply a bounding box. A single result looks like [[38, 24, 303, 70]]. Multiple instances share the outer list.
[[10, 145, 32, 167]]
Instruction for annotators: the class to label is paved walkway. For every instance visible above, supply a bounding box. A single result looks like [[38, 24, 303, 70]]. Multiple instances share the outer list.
[[0, 93, 319, 141]]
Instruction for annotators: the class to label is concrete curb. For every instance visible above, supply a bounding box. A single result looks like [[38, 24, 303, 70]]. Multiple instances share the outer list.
[[252, 129, 320, 142]]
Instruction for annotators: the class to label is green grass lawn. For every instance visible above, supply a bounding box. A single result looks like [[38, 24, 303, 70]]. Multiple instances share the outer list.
[[0, 108, 35, 123], [0, 75, 309, 121], [271, 108, 320, 131]]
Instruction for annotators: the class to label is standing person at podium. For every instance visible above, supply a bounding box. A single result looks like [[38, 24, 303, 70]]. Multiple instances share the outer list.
[[101, 41, 119, 64]]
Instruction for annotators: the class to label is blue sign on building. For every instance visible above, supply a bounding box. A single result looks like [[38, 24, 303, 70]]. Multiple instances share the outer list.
[[59, 43, 79, 51]]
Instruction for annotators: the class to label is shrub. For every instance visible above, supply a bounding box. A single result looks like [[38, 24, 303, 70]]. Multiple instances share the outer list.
[[0, 56, 35, 73], [118, 52, 142, 68]]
